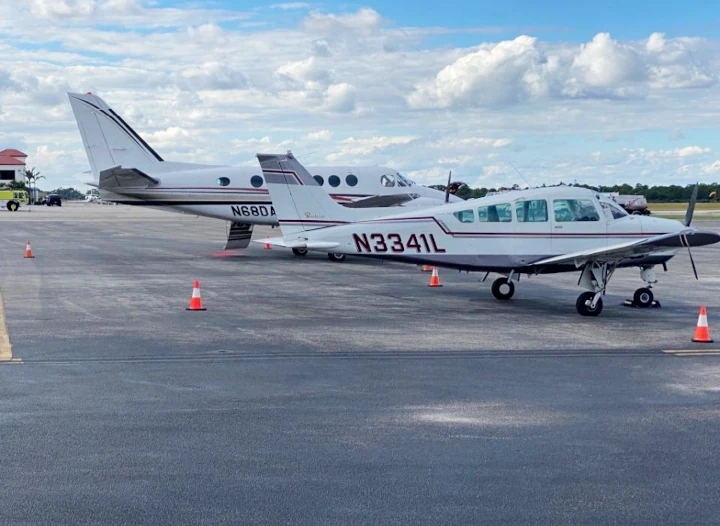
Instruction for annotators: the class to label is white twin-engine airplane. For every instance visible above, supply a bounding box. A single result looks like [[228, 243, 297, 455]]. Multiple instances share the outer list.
[[257, 152, 720, 317], [67, 92, 460, 258]]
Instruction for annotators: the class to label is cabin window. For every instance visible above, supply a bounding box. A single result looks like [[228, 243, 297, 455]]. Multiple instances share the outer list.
[[345, 174, 358, 187], [553, 199, 600, 222], [250, 175, 263, 188], [478, 203, 512, 222], [515, 199, 548, 223], [453, 209, 475, 223], [380, 174, 395, 187], [328, 175, 341, 187], [313, 175, 324, 186], [216, 177, 230, 187]]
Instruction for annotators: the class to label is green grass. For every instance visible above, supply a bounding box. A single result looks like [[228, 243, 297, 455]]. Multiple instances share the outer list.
[[649, 202, 720, 211], [653, 215, 720, 221]]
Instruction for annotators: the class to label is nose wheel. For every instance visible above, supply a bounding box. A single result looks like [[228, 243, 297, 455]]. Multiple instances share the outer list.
[[633, 287, 654, 308], [491, 278, 515, 300]]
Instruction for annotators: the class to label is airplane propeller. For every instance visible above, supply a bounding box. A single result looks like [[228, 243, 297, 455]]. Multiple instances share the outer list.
[[684, 183, 700, 279], [444, 170, 452, 204]]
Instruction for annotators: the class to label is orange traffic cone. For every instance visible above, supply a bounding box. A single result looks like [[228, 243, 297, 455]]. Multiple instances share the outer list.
[[427, 266, 442, 287], [264, 236, 272, 250], [24, 240, 34, 259], [692, 306, 713, 343], [421, 264, 433, 272], [186, 280, 207, 311]]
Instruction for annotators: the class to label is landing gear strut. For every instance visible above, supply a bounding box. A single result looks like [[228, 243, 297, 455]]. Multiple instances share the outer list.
[[491, 278, 515, 300]]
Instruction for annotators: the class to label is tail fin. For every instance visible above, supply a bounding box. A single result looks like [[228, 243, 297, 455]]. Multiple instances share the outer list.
[[258, 152, 356, 235], [67, 92, 163, 181]]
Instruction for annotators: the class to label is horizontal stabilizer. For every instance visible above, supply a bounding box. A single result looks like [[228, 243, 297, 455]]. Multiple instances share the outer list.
[[341, 193, 416, 208], [252, 237, 340, 250], [98, 166, 160, 189]]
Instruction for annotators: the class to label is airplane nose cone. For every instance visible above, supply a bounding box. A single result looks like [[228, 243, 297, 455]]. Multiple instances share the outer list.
[[640, 215, 685, 234]]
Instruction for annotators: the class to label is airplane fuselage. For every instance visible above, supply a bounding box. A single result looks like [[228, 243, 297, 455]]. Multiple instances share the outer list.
[[277, 186, 685, 272], [99, 165, 454, 225]]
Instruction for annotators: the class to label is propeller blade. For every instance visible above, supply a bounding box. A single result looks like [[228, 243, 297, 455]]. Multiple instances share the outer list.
[[444, 170, 452, 204], [688, 245, 698, 280], [684, 183, 699, 227]]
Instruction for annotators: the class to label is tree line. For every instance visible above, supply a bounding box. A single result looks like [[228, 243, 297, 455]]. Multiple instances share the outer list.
[[430, 182, 720, 202]]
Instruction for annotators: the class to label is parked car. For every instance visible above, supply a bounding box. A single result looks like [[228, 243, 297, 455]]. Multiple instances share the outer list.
[[42, 194, 62, 206]]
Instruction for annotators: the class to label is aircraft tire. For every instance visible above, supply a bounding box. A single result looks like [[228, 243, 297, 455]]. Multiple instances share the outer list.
[[633, 287, 654, 308], [327, 253, 346, 262], [292, 248, 308, 256], [491, 278, 515, 300], [576, 292, 603, 316]]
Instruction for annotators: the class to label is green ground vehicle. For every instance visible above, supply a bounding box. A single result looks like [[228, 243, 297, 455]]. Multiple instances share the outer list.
[[0, 189, 29, 211]]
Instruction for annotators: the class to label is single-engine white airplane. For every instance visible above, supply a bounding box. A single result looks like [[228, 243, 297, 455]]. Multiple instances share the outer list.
[[67, 92, 460, 259], [256, 152, 720, 316]]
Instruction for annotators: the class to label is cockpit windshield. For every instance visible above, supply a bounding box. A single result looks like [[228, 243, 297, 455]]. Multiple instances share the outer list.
[[396, 173, 414, 186], [600, 201, 629, 220]]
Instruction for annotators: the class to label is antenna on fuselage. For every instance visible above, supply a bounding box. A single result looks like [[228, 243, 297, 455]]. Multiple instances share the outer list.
[[508, 161, 531, 189]]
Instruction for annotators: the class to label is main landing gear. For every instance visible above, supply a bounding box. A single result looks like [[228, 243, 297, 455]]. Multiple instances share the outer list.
[[574, 261, 614, 317], [290, 248, 346, 262], [491, 277, 515, 300]]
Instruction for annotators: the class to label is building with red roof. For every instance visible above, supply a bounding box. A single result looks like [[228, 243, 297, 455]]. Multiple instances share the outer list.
[[0, 149, 27, 183]]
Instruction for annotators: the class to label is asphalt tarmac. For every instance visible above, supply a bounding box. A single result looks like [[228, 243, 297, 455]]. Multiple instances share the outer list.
[[1, 203, 719, 524]]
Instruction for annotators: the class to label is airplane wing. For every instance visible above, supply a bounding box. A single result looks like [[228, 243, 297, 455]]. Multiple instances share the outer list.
[[98, 165, 160, 189], [532, 229, 720, 267], [340, 194, 417, 208]]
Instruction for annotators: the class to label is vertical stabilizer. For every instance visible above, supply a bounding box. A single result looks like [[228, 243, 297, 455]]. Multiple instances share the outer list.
[[68, 92, 163, 181]]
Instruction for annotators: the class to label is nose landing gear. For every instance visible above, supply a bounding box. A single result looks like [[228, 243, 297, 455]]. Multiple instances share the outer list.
[[632, 287, 654, 308], [624, 266, 661, 309]]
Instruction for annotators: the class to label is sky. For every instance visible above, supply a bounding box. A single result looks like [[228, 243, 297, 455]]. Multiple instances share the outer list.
[[0, 0, 719, 191]]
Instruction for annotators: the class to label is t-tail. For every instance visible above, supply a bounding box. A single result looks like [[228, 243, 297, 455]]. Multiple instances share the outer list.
[[67, 92, 164, 181], [257, 152, 357, 236]]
